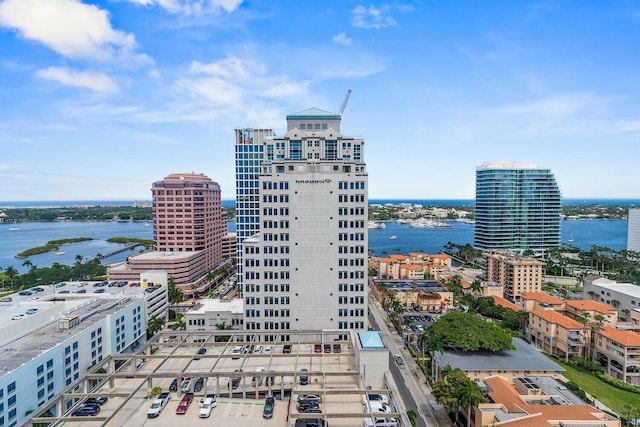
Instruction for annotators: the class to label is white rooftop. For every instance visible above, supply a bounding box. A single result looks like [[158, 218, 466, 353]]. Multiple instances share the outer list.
[[187, 298, 244, 314]]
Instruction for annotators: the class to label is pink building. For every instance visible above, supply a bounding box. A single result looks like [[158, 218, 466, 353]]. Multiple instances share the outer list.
[[108, 173, 225, 296]]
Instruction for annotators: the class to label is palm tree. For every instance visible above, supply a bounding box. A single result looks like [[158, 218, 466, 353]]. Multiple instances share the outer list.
[[4, 266, 18, 287], [470, 280, 482, 295], [587, 290, 599, 301], [147, 316, 165, 338], [167, 276, 184, 319], [75, 254, 83, 265], [456, 378, 486, 427], [22, 259, 34, 270], [590, 314, 606, 361]]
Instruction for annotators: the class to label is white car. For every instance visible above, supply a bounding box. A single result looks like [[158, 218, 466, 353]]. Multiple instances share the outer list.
[[199, 395, 218, 418], [254, 345, 263, 354], [364, 417, 399, 427], [365, 401, 391, 414], [181, 378, 192, 393], [11, 314, 26, 320], [264, 345, 272, 354], [147, 392, 171, 418]]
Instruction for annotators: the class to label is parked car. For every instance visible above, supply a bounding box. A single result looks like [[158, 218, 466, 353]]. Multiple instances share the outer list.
[[264, 345, 272, 354], [175, 393, 194, 414], [18, 290, 32, 296], [199, 395, 217, 418], [294, 418, 326, 427], [229, 369, 242, 389], [194, 347, 206, 360], [364, 393, 389, 405], [85, 396, 108, 405], [11, 314, 25, 320], [298, 399, 320, 410], [72, 404, 101, 416], [314, 344, 322, 353], [26, 308, 39, 315], [169, 378, 178, 391], [283, 344, 292, 353], [180, 377, 192, 393], [394, 355, 404, 365], [297, 394, 322, 403], [232, 345, 242, 359], [147, 392, 171, 418], [299, 368, 309, 385], [252, 367, 265, 386], [263, 396, 275, 419], [364, 417, 399, 427], [32, 287, 44, 292], [333, 344, 341, 353], [0, 297, 12, 302], [254, 344, 263, 354], [324, 344, 331, 353], [193, 377, 204, 392]]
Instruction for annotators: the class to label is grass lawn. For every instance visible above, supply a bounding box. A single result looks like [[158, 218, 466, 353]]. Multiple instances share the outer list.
[[554, 359, 640, 414]]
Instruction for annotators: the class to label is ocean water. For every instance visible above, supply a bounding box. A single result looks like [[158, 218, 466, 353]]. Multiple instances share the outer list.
[[0, 217, 628, 274]]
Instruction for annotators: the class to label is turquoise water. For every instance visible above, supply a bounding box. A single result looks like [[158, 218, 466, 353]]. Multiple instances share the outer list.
[[0, 218, 628, 273]]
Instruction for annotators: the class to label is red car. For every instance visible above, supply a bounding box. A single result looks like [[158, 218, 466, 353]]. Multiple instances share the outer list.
[[176, 393, 193, 414], [314, 344, 322, 353]]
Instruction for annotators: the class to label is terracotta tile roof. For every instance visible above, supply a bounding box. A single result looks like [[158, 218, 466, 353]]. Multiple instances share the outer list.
[[521, 292, 564, 305], [599, 325, 640, 347], [532, 310, 587, 330], [492, 296, 521, 312], [566, 299, 618, 314], [368, 261, 378, 268], [431, 254, 451, 259], [483, 376, 614, 427], [403, 265, 423, 270], [389, 254, 407, 261], [378, 258, 395, 263]]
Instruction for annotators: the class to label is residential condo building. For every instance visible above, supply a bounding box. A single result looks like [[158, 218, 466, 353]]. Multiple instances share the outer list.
[[484, 251, 543, 300], [628, 208, 640, 252], [475, 162, 561, 254], [240, 108, 368, 337]]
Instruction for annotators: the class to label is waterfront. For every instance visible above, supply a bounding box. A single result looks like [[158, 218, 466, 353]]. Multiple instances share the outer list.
[[0, 218, 629, 273]]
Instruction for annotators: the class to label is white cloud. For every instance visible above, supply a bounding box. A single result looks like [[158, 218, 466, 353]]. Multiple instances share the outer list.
[[351, 5, 397, 29], [126, 0, 242, 16], [333, 32, 352, 46], [0, 0, 148, 64], [35, 67, 119, 93]]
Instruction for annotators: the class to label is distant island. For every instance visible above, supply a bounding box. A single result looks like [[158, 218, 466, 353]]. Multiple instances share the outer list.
[[16, 238, 93, 258]]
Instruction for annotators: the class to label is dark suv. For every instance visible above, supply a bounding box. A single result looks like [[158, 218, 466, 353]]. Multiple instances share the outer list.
[[263, 396, 275, 419]]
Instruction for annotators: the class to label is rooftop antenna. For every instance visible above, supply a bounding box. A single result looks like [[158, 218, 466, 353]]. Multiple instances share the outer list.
[[338, 89, 352, 116]]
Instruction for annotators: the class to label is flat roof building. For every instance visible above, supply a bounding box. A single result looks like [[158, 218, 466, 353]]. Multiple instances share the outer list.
[[484, 251, 544, 300], [629, 208, 640, 252], [0, 287, 147, 426], [240, 108, 368, 336]]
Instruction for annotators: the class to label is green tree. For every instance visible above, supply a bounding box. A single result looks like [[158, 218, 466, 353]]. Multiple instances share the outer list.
[[470, 280, 482, 294], [432, 369, 477, 424], [75, 254, 83, 265], [167, 276, 184, 318], [22, 259, 34, 271], [424, 311, 515, 352]]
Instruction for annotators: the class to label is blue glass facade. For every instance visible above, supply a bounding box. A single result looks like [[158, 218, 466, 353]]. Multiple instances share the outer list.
[[475, 163, 561, 253]]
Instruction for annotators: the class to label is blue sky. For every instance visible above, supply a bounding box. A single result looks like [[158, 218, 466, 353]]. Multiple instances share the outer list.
[[1, 0, 639, 201]]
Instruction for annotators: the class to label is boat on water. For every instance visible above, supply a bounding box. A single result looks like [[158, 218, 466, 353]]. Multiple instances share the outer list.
[[55, 251, 66, 256], [407, 218, 453, 229], [389, 235, 397, 240], [9, 220, 20, 231], [367, 221, 386, 229], [144, 221, 151, 227]]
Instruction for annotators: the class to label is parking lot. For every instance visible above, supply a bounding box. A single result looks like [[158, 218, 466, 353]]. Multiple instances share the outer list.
[[32, 332, 399, 427]]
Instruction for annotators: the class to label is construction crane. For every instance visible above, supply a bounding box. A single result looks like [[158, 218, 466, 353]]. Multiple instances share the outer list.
[[338, 89, 352, 116]]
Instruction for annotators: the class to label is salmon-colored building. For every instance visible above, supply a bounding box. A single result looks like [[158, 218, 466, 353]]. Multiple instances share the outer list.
[[520, 292, 565, 312], [375, 252, 452, 280], [108, 173, 226, 296], [484, 252, 543, 300], [595, 326, 640, 385], [529, 310, 589, 361], [565, 300, 618, 325], [475, 376, 620, 427]]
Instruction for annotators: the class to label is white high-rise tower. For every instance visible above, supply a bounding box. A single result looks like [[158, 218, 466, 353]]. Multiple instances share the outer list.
[[239, 108, 368, 340]]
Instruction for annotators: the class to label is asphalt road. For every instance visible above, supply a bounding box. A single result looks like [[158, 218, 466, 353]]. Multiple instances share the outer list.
[[368, 297, 453, 427]]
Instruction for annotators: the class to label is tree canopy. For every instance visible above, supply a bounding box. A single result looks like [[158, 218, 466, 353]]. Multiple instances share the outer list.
[[423, 311, 515, 352]]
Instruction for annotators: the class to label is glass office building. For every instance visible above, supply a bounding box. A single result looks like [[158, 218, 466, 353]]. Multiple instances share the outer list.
[[475, 162, 561, 254]]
